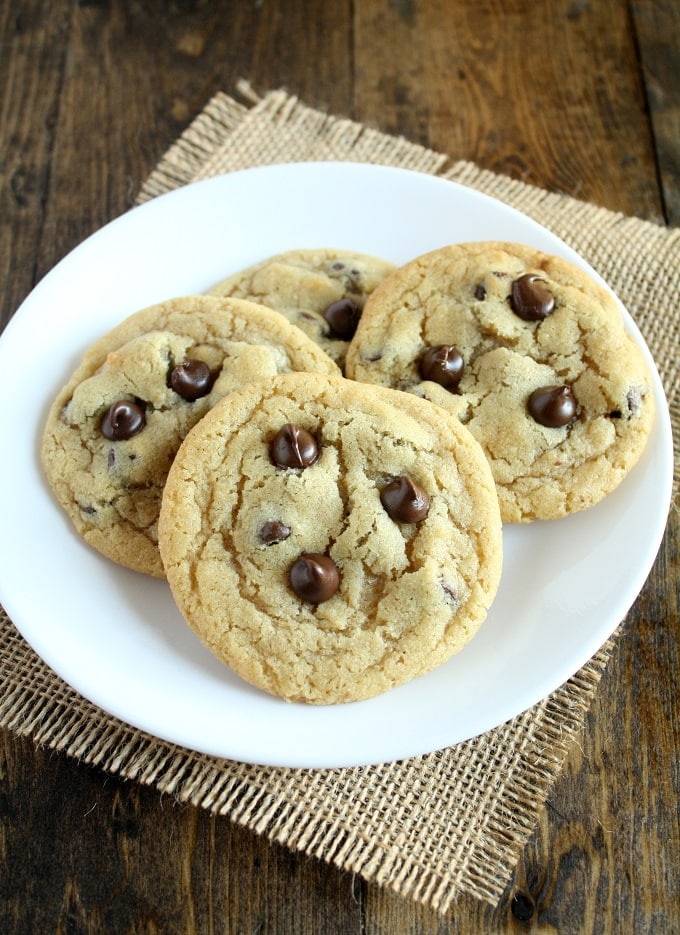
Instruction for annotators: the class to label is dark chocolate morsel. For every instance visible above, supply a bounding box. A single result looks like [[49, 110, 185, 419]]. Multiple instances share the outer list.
[[510, 273, 555, 321], [169, 359, 213, 401], [527, 385, 576, 427], [380, 475, 430, 523], [101, 400, 146, 440], [259, 520, 292, 545], [474, 283, 487, 300], [323, 298, 362, 340], [269, 424, 320, 469], [289, 553, 340, 603], [419, 345, 464, 389]]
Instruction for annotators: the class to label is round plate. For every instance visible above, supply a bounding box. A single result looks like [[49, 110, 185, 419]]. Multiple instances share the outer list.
[[0, 163, 673, 768]]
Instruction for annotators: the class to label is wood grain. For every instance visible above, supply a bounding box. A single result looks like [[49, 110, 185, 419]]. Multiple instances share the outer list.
[[631, 0, 680, 225], [354, 0, 664, 221], [0, 0, 678, 931]]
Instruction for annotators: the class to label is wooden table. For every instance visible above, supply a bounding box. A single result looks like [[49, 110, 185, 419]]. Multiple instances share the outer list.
[[1, 2, 678, 931]]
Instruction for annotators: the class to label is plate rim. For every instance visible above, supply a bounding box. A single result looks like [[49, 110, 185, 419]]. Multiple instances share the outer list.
[[0, 161, 673, 768]]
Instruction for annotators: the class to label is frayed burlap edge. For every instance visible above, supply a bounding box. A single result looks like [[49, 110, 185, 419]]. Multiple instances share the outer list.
[[1, 87, 677, 914], [0, 606, 614, 912]]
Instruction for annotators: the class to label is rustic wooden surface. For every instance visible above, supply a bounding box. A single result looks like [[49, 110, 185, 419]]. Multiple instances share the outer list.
[[1, 1, 678, 931]]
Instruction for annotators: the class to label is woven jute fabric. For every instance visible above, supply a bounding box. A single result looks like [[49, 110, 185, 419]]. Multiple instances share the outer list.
[[1, 87, 677, 914]]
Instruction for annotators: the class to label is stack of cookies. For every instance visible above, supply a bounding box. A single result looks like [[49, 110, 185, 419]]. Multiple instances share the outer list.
[[41, 243, 655, 704]]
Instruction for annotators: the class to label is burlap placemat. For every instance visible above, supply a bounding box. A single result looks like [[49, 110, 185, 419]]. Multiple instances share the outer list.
[[1, 86, 677, 914]]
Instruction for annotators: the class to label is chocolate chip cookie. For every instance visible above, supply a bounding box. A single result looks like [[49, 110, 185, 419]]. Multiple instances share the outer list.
[[158, 371, 503, 705], [207, 248, 396, 368], [41, 295, 340, 577], [345, 241, 655, 522]]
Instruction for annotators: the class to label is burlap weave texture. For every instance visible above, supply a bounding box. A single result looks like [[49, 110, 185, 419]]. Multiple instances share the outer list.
[[1, 87, 677, 914]]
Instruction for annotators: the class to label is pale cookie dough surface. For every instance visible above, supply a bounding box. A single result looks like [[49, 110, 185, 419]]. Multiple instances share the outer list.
[[41, 295, 340, 577], [158, 372, 503, 705], [207, 248, 396, 368], [345, 241, 655, 522]]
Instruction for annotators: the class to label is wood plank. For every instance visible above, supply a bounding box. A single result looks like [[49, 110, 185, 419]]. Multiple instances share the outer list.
[[0, 730, 364, 933], [0, 1, 72, 329], [631, 0, 680, 225], [354, 0, 664, 222], [32, 0, 355, 282]]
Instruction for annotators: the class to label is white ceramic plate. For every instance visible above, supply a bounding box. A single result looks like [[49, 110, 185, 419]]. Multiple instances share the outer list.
[[0, 163, 673, 768]]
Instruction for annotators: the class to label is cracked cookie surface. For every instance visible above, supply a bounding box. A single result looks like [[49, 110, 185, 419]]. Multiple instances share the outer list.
[[158, 372, 503, 705], [207, 248, 396, 369], [41, 295, 340, 577], [345, 241, 655, 522]]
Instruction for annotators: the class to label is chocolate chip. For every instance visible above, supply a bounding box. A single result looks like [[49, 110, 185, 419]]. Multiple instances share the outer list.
[[259, 520, 291, 545], [511, 273, 555, 321], [101, 400, 146, 440], [474, 284, 487, 300], [419, 345, 464, 389], [527, 385, 576, 427], [610, 386, 642, 420], [289, 553, 340, 603], [323, 298, 362, 340], [441, 581, 458, 604], [169, 359, 213, 401], [380, 476, 430, 523], [329, 261, 360, 285], [269, 424, 320, 469], [627, 386, 641, 415]]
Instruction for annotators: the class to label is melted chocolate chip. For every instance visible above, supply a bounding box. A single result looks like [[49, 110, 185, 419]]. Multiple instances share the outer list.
[[610, 386, 642, 420], [527, 385, 576, 427], [627, 386, 641, 415], [259, 520, 291, 545], [289, 553, 340, 603], [474, 284, 487, 300], [269, 424, 320, 469], [441, 581, 458, 604], [380, 476, 430, 523], [169, 359, 213, 401], [101, 400, 146, 440], [323, 298, 362, 340], [510, 273, 555, 321], [419, 345, 464, 390]]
